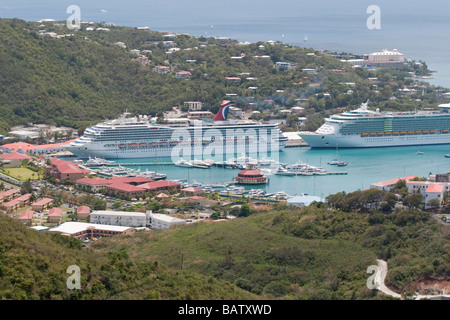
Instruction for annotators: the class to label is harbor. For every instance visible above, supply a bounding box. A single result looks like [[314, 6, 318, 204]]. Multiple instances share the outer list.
[[61, 142, 449, 198]]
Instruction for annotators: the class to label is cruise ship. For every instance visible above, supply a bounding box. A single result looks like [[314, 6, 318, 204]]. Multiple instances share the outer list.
[[299, 102, 450, 148], [65, 100, 287, 159]]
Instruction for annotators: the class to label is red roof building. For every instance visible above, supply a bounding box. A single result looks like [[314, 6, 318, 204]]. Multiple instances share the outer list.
[[77, 206, 90, 220], [31, 198, 54, 211], [46, 158, 89, 182], [234, 165, 268, 185], [19, 209, 34, 225], [105, 182, 147, 197], [48, 207, 62, 223], [181, 187, 203, 195], [141, 180, 180, 192], [0, 189, 20, 203], [0, 152, 32, 160]]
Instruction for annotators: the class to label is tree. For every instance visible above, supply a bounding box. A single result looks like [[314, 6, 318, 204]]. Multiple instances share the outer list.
[[93, 199, 107, 210], [426, 198, 441, 210], [238, 203, 251, 217], [402, 193, 424, 210]]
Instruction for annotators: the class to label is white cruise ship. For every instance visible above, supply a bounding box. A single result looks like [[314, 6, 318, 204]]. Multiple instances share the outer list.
[[65, 101, 287, 159], [299, 102, 450, 148]]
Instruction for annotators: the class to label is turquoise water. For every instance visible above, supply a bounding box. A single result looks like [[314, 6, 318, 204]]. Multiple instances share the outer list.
[[112, 145, 450, 198]]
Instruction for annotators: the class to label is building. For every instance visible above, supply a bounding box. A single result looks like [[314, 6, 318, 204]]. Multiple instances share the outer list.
[[370, 176, 417, 192], [77, 206, 90, 220], [148, 213, 186, 229], [234, 165, 268, 185], [0, 152, 32, 168], [1, 139, 78, 155], [154, 65, 171, 74], [175, 71, 191, 79], [49, 222, 135, 239], [45, 158, 89, 182], [275, 62, 291, 70], [19, 210, 34, 226], [0, 189, 20, 204], [105, 183, 147, 197], [187, 111, 213, 119], [140, 180, 181, 192], [76, 177, 111, 192], [367, 49, 405, 67], [31, 198, 53, 211], [287, 195, 324, 207], [90, 210, 150, 227], [425, 184, 445, 209], [48, 207, 62, 223]]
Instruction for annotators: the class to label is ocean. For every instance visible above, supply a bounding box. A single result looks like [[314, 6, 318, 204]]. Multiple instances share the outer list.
[[3, 1, 450, 197], [1, 0, 450, 87], [112, 145, 450, 198]]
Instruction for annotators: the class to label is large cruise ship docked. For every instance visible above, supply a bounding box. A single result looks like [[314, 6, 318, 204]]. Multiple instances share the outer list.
[[65, 101, 287, 159], [299, 102, 450, 148]]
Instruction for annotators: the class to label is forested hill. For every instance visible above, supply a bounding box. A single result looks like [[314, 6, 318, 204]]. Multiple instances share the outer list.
[[0, 18, 438, 135]]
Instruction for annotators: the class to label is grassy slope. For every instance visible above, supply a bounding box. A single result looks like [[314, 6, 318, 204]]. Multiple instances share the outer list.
[[0, 215, 256, 300]]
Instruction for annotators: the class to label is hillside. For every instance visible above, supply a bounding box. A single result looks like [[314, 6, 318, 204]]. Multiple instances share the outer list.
[[0, 214, 256, 300], [0, 18, 442, 135], [91, 204, 450, 300]]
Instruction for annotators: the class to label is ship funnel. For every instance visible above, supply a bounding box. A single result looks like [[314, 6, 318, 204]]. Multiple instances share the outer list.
[[213, 100, 234, 121]]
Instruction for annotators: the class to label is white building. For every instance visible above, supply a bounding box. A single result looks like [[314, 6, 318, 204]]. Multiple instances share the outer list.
[[90, 210, 151, 227], [184, 101, 203, 111], [368, 49, 405, 67], [49, 222, 134, 238], [424, 184, 445, 209], [148, 213, 186, 229]]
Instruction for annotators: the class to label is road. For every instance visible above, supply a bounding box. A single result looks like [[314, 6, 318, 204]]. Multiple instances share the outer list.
[[376, 259, 450, 300]]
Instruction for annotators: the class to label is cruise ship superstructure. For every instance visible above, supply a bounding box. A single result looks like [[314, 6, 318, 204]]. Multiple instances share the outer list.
[[300, 102, 450, 148], [66, 101, 287, 159]]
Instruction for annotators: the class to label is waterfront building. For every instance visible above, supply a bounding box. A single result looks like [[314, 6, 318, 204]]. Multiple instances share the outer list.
[[234, 165, 268, 185], [370, 176, 417, 192], [367, 49, 405, 67], [45, 158, 89, 182], [424, 184, 445, 209]]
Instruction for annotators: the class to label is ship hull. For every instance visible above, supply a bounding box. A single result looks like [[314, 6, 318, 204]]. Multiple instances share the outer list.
[[67, 142, 286, 159], [300, 132, 450, 148]]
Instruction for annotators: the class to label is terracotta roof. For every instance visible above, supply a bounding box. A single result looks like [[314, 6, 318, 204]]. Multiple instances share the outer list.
[[0, 189, 19, 199], [48, 207, 62, 217], [238, 169, 265, 176], [77, 206, 90, 214], [155, 193, 169, 198], [19, 210, 34, 220], [0, 152, 32, 160], [181, 187, 203, 193], [1, 139, 77, 152], [3, 199, 21, 207], [32, 198, 53, 206], [77, 177, 111, 185], [50, 158, 89, 174], [426, 184, 445, 193], [15, 193, 32, 201], [106, 182, 147, 193], [141, 180, 180, 190]]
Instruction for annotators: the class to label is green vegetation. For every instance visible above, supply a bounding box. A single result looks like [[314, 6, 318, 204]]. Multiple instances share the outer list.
[[0, 214, 256, 300], [0, 18, 445, 135]]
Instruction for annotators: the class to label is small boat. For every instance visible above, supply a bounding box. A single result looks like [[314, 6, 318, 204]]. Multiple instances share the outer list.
[[327, 159, 340, 165], [337, 161, 348, 167], [174, 159, 193, 168], [445, 154, 450, 158], [416, 151, 424, 155]]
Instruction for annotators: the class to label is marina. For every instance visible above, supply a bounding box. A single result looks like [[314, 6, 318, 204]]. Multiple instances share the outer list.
[[64, 142, 450, 198]]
